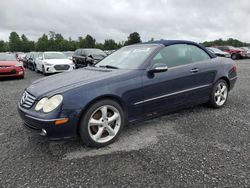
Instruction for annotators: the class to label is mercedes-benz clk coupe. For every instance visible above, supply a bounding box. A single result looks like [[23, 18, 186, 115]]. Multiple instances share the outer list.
[[18, 40, 237, 147]]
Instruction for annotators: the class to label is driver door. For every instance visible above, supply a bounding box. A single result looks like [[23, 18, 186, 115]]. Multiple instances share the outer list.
[[137, 44, 213, 117]]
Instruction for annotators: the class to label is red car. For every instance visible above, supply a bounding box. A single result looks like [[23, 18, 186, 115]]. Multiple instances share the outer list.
[[0, 53, 25, 79], [214, 46, 246, 60]]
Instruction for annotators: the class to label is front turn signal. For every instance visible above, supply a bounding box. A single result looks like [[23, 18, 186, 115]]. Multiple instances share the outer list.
[[55, 118, 69, 125]]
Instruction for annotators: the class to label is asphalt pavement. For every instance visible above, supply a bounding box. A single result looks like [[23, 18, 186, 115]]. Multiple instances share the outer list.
[[0, 60, 249, 187]]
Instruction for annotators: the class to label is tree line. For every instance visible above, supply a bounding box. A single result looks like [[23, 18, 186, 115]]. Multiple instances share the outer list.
[[0, 31, 249, 52], [0, 31, 141, 52], [202, 38, 249, 47]]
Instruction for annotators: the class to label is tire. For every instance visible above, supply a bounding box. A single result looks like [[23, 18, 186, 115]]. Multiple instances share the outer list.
[[208, 79, 229, 108], [34, 64, 39, 73], [42, 66, 48, 76], [79, 99, 125, 148], [31, 63, 35, 71], [231, 53, 237, 60]]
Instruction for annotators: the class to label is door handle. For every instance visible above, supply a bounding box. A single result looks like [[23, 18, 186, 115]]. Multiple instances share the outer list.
[[190, 68, 199, 73]]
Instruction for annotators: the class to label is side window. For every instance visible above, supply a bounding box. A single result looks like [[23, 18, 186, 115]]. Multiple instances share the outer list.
[[38, 53, 43, 60], [151, 44, 191, 68], [187, 45, 210, 63], [81, 50, 86, 56], [74, 50, 78, 55]]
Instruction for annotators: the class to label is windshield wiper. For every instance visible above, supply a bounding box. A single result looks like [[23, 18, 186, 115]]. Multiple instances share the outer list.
[[99, 65, 119, 69]]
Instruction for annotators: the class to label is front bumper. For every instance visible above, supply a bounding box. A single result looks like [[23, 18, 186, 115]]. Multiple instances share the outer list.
[[18, 104, 79, 140], [44, 64, 75, 73], [0, 67, 24, 78]]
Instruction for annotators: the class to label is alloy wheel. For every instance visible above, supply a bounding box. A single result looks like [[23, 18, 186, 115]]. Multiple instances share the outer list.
[[214, 82, 228, 106], [88, 105, 121, 143]]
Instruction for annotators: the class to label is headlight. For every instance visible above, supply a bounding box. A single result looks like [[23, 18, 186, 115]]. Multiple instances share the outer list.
[[35, 97, 48, 111], [43, 95, 63, 113], [35, 95, 63, 113]]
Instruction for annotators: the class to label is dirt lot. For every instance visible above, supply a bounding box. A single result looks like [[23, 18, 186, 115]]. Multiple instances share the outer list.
[[0, 60, 249, 187]]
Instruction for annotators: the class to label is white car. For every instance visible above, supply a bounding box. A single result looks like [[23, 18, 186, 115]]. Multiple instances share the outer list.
[[36, 52, 75, 75], [207, 47, 231, 58], [240, 47, 250, 58]]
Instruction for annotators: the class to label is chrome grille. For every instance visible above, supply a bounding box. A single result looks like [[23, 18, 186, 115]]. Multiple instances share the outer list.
[[20, 91, 36, 109], [54, 64, 70, 70]]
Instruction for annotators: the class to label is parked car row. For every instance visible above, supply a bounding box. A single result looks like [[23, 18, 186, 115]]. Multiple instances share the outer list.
[[21, 51, 75, 75], [208, 46, 250, 60], [21, 48, 108, 75]]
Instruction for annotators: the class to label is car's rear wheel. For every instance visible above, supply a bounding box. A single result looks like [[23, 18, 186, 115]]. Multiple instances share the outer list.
[[79, 99, 124, 147], [208, 79, 228, 108]]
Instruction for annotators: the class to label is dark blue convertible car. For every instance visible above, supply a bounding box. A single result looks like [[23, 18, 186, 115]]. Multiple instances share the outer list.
[[18, 40, 237, 147]]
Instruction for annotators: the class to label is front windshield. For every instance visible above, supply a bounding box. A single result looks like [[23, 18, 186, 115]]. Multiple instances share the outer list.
[[97, 45, 158, 69], [64, 52, 74, 57], [0, 53, 16, 61], [85, 49, 106, 56], [209, 47, 222, 53], [44, 52, 67, 59], [34, 53, 39, 58]]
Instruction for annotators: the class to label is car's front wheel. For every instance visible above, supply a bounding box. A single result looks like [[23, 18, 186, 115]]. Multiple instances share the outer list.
[[231, 53, 238, 60], [42, 66, 48, 76], [79, 99, 124, 147], [34, 64, 39, 73], [208, 79, 229, 108]]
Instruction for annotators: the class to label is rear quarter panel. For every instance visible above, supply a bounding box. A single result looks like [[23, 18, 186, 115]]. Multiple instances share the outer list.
[[212, 57, 237, 89]]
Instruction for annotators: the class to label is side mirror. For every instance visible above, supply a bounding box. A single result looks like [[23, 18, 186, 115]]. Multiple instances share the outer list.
[[38, 56, 43, 60], [86, 55, 94, 62], [148, 63, 168, 74]]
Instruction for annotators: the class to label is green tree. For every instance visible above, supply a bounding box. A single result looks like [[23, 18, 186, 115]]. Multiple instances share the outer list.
[[79, 35, 96, 48], [21, 34, 29, 52], [103, 39, 118, 50], [27, 41, 35, 51], [84, 35, 95, 48], [203, 38, 248, 47], [125, 32, 141, 45], [95, 42, 104, 50], [36, 34, 49, 51], [0, 40, 8, 52], [9, 32, 22, 51]]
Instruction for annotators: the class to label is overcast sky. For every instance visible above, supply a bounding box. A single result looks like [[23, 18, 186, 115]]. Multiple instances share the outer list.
[[0, 0, 250, 43]]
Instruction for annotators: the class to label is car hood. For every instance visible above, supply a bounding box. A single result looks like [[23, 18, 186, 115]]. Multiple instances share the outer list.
[[45, 59, 72, 65], [0, 60, 18, 66], [90, 55, 106, 60], [27, 67, 131, 98]]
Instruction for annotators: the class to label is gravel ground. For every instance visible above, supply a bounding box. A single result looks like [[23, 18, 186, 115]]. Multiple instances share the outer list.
[[0, 60, 249, 187]]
